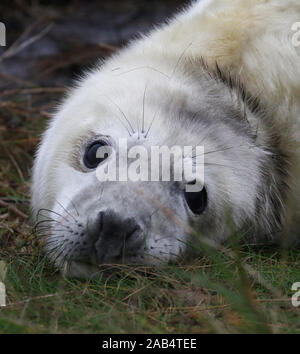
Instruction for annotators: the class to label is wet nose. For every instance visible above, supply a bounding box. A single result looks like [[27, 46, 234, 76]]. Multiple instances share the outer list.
[[91, 209, 143, 263]]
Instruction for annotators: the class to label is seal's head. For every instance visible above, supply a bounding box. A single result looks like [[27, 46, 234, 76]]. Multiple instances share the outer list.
[[31, 50, 286, 278]]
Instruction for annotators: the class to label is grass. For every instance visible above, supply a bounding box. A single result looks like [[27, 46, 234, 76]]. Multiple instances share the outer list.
[[0, 84, 299, 334]]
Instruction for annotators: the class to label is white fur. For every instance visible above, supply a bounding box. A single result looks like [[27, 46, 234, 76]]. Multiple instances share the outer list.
[[31, 0, 300, 274]]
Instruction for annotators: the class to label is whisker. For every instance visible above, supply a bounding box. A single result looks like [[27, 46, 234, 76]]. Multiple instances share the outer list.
[[35, 221, 68, 231], [51, 241, 68, 266], [38, 208, 72, 227], [104, 95, 135, 135], [171, 41, 193, 78], [37, 228, 69, 235], [144, 109, 159, 138], [36, 225, 69, 239], [69, 199, 80, 217], [149, 207, 160, 219], [43, 243, 64, 259], [34, 219, 57, 232], [44, 237, 65, 246], [37, 208, 65, 220], [117, 66, 170, 79], [59, 195, 80, 218], [204, 162, 243, 172], [36, 213, 60, 223], [55, 199, 77, 222], [191, 144, 248, 159], [142, 83, 149, 134]]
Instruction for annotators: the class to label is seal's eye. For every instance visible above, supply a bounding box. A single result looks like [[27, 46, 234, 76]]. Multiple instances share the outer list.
[[83, 141, 110, 169], [184, 183, 207, 215]]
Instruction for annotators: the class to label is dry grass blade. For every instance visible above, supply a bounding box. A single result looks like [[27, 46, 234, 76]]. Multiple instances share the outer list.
[[0, 200, 28, 219], [0, 23, 54, 63]]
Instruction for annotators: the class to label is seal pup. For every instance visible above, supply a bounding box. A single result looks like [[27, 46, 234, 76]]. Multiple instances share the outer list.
[[31, 0, 300, 278]]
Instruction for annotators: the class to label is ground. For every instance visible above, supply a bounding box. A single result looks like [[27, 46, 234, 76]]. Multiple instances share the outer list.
[[0, 0, 299, 334]]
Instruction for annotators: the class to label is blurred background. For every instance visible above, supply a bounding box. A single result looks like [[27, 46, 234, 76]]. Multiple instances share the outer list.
[[0, 0, 188, 88]]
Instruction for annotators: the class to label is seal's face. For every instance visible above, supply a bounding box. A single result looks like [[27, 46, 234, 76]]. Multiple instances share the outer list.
[[32, 61, 269, 278]]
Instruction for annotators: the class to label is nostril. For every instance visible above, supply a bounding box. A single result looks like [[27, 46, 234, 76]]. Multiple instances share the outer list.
[[91, 210, 144, 263], [126, 225, 141, 239], [98, 211, 104, 233], [100, 210, 137, 237]]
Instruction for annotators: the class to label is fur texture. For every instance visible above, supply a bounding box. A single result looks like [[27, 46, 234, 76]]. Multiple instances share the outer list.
[[31, 0, 300, 277]]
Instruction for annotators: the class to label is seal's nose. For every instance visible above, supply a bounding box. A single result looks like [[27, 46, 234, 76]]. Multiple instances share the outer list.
[[91, 209, 143, 263]]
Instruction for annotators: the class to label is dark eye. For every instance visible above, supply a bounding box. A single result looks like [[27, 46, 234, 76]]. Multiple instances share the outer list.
[[83, 141, 110, 169], [184, 183, 208, 215]]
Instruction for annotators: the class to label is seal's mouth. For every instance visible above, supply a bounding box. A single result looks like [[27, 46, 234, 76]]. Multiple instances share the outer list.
[[62, 256, 148, 279], [56, 235, 171, 278], [63, 239, 148, 271], [62, 260, 102, 279]]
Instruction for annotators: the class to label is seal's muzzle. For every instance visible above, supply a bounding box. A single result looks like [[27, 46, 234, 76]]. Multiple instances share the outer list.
[[90, 210, 143, 263]]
